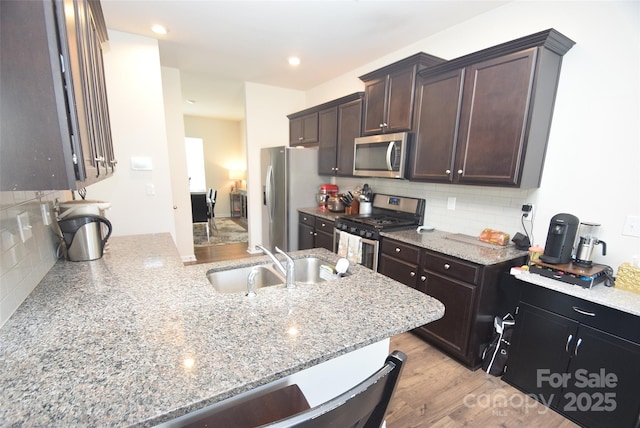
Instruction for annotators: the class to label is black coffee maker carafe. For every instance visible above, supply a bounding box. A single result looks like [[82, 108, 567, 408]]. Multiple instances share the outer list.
[[539, 213, 579, 264]]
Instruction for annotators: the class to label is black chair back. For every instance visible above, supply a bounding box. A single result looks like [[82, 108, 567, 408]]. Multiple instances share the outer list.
[[265, 350, 407, 428], [190, 193, 208, 223]]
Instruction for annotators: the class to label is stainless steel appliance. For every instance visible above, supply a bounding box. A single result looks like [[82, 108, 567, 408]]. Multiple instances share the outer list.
[[573, 222, 607, 266], [58, 214, 112, 261], [261, 146, 322, 252], [334, 194, 425, 270], [539, 213, 579, 264], [353, 132, 409, 178]]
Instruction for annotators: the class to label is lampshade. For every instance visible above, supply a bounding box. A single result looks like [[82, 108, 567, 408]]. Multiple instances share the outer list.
[[229, 169, 244, 180]]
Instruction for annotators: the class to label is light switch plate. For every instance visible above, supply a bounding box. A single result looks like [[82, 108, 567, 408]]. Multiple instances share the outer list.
[[622, 215, 640, 237], [17, 211, 32, 243]]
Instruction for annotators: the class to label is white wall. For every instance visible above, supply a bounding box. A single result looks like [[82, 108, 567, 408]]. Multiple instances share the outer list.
[[87, 31, 176, 244], [243, 82, 306, 252], [305, 1, 640, 273], [161, 66, 194, 262]]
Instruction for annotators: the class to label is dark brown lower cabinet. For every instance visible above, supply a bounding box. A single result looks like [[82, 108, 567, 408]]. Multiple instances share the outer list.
[[378, 237, 524, 369], [503, 277, 640, 428], [298, 212, 334, 252], [415, 271, 476, 357]]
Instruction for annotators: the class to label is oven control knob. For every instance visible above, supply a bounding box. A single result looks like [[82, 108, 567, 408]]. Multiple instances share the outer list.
[[359, 230, 367, 237], [365, 231, 374, 239], [349, 227, 357, 234]]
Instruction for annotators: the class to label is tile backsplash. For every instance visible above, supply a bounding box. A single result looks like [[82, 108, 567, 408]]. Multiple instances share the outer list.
[[335, 177, 538, 238], [0, 190, 69, 327]]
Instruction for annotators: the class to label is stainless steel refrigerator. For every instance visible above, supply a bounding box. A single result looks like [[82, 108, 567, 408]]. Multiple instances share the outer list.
[[261, 146, 322, 252]]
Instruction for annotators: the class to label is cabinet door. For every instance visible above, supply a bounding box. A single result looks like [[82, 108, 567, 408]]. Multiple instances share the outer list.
[[385, 66, 417, 133], [317, 107, 338, 175], [503, 302, 576, 409], [558, 324, 640, 428], [336, 99, 362, 176], [315, 231, 334, 252], [455, 48, 536, 185], [298, 222, 315, 250], [416, 270, 476, 358], [59, 0, 100, 182], [289, 112, 318, 146], [410, 69, 464, 181], [362, 76, 388, 135]]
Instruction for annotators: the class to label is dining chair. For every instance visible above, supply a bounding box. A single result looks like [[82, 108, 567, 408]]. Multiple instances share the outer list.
[[191, 192, 210, 241], [207, 188, 217, 232], [175, 350, 407, 428]]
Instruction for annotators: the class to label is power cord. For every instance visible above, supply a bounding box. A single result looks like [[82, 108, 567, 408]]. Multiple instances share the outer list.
[[520, 213, 534, 247]]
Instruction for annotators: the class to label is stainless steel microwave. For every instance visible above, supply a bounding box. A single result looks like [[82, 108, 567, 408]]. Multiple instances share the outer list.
[[353, 132, 409, 178]]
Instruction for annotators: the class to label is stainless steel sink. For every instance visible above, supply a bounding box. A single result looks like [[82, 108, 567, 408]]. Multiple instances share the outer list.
[[207, 257, 343, 293]]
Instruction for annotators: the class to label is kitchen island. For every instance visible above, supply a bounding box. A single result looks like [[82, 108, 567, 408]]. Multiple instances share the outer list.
[[0, 233, 444, 427]]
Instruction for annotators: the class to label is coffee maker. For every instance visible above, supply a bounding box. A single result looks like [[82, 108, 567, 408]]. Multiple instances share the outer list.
[[539, 213, 579, 264], [573, 222, 606, 266]]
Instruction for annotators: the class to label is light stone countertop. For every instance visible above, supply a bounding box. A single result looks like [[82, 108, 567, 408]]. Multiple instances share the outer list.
[[382, 229, 529, 266], [298, 206, 343, 222], [513, 270, 640, 316], [0, 233, 444, 427]]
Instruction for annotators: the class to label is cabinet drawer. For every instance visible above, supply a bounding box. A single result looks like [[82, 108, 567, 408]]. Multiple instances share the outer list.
[[314, 217, 334, 233], [520, 282, 640, 343], [423, 251, 480, 284], [298, 212, 315, 227], [380, 239, 420, 264], [379, 253, 418, 288]]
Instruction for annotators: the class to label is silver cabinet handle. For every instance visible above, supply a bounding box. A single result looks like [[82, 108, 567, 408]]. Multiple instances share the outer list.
[[565, 334, 573, 353], [445, 169, 451, 174], [395, 247, 401, 252], [309, 231, 314, 235], [575, 338, 583, 356], [443, 263, 451, 270], [420, 276, 426, 282], [572, 307, 596, 317], [298, 136, 303, 141], [410, 272, 415, 277], [457, 169, 463, 174], [321, 223, 326, 227]]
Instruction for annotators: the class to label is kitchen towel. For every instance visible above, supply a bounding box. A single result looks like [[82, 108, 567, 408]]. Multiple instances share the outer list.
[[347, 234, 363, 264], [338, 231, 349, 258]]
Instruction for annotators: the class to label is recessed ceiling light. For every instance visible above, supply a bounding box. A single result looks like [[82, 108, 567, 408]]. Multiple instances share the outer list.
[[288, 56, 301, 67], [151, 24, 168, 35], [186, 99, 196, 104]]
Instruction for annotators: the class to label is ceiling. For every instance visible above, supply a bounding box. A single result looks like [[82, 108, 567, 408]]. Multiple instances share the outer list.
[[101, 1, 510, 119]]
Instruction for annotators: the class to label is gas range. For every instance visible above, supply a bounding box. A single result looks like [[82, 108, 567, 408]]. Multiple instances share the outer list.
[[335, 194, 425, 240]]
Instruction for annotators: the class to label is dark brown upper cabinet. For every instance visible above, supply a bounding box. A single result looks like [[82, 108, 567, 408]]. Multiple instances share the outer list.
[[317, 93, 364, 176], [0, 0, 115, 191], [359, 53, 444, 135], [288, 111, 319, 146], [409, 29, 575, 188]]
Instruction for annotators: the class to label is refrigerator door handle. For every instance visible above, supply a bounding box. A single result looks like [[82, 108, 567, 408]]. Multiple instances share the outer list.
[[266, 165, 274, 220]]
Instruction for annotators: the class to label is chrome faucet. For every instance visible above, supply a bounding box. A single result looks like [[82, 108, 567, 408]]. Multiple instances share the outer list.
[[255, 244, 296, 289]]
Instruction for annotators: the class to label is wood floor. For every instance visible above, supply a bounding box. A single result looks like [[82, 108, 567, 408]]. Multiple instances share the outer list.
[[386, 332, 578, 427], [184, 218, 257, 266], [186, 238, 577, 427]]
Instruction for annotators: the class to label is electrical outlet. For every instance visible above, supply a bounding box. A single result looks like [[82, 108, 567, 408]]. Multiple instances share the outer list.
[[522, 203, 535, 223], [17, 211, 32, 242], [447, 197, 456, 211]]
